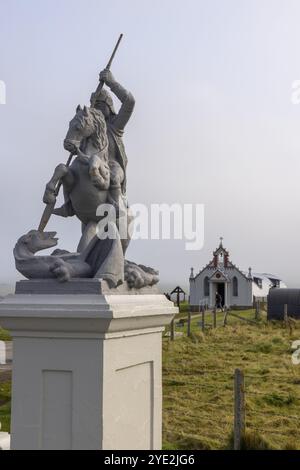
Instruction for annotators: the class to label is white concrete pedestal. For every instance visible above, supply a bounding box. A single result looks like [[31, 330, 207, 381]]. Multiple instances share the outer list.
[[0, 432, 10, 450], [0, 292, 177, 450]]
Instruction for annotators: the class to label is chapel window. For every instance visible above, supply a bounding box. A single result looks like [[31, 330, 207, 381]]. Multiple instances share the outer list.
[[233, 276, 238, 297], [204, 277, 210, 297]]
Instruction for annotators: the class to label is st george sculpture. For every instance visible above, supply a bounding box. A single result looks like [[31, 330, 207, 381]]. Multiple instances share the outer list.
[[14, 43, 159, 290]]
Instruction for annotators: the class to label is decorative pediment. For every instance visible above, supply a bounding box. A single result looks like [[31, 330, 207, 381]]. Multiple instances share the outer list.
[[209, 270, 229, 282], [193, 238, 249, 282]]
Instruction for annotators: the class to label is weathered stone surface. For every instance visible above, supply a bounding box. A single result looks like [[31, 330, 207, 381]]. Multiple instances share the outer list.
[[0, 432, 10, 451], [13, 69, 158, 290], [15, 278, 160, 295], [0, 293, 177, 450]]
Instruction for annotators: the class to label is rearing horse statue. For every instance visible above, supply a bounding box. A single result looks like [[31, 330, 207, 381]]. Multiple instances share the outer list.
[[44, 104, 130, 249], [14, 98, 159, 288]]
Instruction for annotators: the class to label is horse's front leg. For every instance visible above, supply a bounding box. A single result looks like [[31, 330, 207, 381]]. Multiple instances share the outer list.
[[53, 168, 76, 218], [43, 165, 76, 217], [43, 164, 70, 204]]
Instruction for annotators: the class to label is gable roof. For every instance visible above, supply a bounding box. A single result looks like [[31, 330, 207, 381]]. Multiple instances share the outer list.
[[191, 239, 250, 282]]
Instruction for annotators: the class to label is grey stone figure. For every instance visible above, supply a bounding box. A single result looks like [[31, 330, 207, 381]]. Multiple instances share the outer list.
[[14, 70, 159, 289], [14, 227, 123, 284]]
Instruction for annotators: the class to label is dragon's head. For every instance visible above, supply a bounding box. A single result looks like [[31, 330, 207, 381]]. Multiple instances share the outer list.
[[17, 230, 58, 254]]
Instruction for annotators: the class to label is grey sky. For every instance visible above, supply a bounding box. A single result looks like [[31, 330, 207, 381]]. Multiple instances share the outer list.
[[1, 0, 300, 291]]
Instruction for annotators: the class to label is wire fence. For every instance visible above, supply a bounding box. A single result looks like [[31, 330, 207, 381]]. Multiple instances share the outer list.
[[233, 368, 300, 449], [163, 302, 300, 450], [165, 300, 298, 339], [165, 302, 264, 339]]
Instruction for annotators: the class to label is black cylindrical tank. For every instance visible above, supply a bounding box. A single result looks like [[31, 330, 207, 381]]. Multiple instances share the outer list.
[[268, 288, 300, 320]]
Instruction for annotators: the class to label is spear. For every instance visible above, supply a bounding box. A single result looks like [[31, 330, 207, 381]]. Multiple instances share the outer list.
[[91, 33, 123, 107], [38, 34, 124, 232]]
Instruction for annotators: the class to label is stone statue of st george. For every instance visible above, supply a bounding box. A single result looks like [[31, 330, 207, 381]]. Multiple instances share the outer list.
[[14, 68, 159, 290]]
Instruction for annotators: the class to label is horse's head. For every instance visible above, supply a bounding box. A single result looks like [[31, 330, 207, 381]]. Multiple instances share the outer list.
[[64, 105, 108, 155]]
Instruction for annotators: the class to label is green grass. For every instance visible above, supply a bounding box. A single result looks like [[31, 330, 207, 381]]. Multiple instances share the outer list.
[[0, 326, 11, 433], [0, 378, 11, 433], [167, 307, 263, 336], [178, 301, 190, 314], [0, 327, 11, 342], [1, 306, 300, 449], [228, 430, 273, 450], [163, 307, 300, 450], [0, 402, 10, 433]]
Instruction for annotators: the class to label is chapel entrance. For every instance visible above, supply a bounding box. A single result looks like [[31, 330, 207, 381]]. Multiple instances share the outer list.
[[216, 283, 225, 307]]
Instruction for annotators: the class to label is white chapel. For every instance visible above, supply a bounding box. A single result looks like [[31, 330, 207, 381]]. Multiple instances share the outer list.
[[189, 238, 286, 309]]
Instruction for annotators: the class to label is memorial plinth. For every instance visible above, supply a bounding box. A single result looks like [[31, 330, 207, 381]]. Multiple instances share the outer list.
[[0, 280, 177, 450]]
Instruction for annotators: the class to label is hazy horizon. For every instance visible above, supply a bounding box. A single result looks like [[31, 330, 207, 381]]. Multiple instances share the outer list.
[[1, 0, 300, 290]]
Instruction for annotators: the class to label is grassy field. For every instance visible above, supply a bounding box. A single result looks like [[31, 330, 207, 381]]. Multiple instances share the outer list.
[[1, 306, 300, 449], [0, 327, 11, 342], [163, 306, 300, 449], [0, 319, 11, 434], [0, 371, 11, 434]]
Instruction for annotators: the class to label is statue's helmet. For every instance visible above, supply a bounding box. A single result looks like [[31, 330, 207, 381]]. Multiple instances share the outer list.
[[90, 89, 116, 115]]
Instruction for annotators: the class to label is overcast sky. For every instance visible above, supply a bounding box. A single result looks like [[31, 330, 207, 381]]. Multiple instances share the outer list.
[[1, 0, 300, 291]]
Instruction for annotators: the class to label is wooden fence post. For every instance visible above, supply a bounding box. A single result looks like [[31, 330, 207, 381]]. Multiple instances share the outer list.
[[187, 311, 191, 337], [255, 300, 260, 320], [213, 308, 217, 328], [284, 304, 288, 324], [201, 308, 205, 333], [234, 368, 245, 450], [223, 306, 229, 326], [170, 319, 175, 341]]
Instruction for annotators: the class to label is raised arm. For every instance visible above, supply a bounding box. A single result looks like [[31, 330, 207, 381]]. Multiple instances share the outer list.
[[99, 69, 135, 131]]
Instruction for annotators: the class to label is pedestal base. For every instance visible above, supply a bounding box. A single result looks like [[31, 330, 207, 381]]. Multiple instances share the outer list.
[[0, 291, 177, 450], [0, 432, 10, 450]]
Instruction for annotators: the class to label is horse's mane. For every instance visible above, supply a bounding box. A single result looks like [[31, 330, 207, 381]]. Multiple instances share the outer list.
[[86, 107, 108, 154]]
